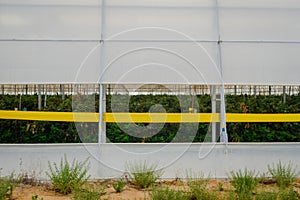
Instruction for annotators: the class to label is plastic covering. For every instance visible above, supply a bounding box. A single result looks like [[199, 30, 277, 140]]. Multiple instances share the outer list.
[[0, 0, 299, 84]]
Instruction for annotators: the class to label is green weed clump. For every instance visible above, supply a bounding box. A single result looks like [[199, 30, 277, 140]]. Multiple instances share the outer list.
[[267, 161, 298, 189], [112, 179, 126, 193], [72, 183, 104, 200], [151, 186, 188, 200], [229, 168, 258, 199], [255, 190, 278, 200], [0, 172, 18, 200], [47, 155, 90, 195], [126, 160, 163, 189], [186, 170, 218, 200]]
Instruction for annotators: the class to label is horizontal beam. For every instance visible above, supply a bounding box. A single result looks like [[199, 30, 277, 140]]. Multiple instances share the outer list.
[[1, 110, 300, 123]]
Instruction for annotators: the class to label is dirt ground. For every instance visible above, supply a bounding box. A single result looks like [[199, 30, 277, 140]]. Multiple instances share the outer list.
[[12, 179, 224, 200], [11, 179, 300, 200], [13, 184, 151, 200]]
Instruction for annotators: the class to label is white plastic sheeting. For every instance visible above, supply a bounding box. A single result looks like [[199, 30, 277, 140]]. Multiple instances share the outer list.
[[0, 143, 299, 179], [0, 0, 300, 84]]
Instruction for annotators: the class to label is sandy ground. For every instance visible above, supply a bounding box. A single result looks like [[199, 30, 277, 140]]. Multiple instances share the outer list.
[[11, 179, 300, 200]]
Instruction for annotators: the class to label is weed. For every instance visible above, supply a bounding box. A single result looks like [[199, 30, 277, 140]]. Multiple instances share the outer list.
[[0, 171, 19, 200], [267, 161, 298, 189], [31, 194, 44, 200], [47, 155, 90, 194], [151, 186, 188, 200], [186, 170, 218, 200], [72, 183, 104, 200], [217, 182, 224, 191], [255, 191, 277, 200], [126, 161, 163, 189], [186, 170, 209, 190], [229, 168, 258, 199], [277, 186, 300, 200], [112, 178, 126, 193]]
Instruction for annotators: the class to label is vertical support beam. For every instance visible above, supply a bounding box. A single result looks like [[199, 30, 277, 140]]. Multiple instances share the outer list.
[[220, 85, 228, 143], [25, 85, 28, 95], [1, 85, 4, 95], [234, 85, 237, 95], [215, 0, 228, 144], [38, 84, 42, 111], [61, 84, 65, 101], [98, 0, 107, 143], [283, 86, 286, 104], [44, 85, 48, 107], [99, 84, 106, 143], [211, 86, 217, 143], [254, 85, 257, 98]]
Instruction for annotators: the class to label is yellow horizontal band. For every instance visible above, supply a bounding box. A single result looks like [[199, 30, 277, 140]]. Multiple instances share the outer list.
[[226, 113, 300, 123], [0, 110, 300, 123], [104, 113, 219, 123], [0, 110, 99, 122]]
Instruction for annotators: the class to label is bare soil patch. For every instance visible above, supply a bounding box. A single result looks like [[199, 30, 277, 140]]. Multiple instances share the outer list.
[[11, 179, 300, 200]]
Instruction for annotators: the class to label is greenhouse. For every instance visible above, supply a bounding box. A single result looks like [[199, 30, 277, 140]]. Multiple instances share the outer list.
[[0, 0, 300, 180]]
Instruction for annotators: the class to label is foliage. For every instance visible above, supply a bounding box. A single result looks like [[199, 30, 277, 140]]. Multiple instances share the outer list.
[[277, 186, 300, 200], [47, 155, 90, 194], [186, 171, 218, 200], [267, 161, 298, 189], [31, 194, 44, 200], [255, 190, 278, 200], [151, 186, 188, 200], [112, 179, 126, 193], [72, 183, 104, 200], [1, 93, 300, 143], [126, 160, 163, 189], [0, 172, 17, 200], [229, 168, 258, 199]]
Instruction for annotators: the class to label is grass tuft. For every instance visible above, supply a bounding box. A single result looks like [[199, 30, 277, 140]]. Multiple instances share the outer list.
[[229, 168, 258, 200], [267, 161, 298, 189], [126, 160, 163, 189], [46, 155, 90, 195]]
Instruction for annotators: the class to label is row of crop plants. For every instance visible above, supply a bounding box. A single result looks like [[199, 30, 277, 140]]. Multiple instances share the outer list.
[[0, 94, 300, 143]]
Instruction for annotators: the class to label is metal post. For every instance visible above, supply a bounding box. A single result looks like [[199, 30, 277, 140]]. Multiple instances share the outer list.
[[215, 0, 228, 144], [283, 86, 286, 104], [61, 84, 65, 101], [211, 86, 217, 143], [220, 85, 228, 143], [98, 84, 106, 143], [44, 85, 48, 107], [38, 84, 42, 110]]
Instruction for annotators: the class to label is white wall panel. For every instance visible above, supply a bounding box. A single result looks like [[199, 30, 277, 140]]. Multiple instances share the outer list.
[[0, 143, 299, 179], [0, 0, 102, 40], [219, 0, 300, 41], [0, 41, 101, 84], [105, 0, 218, 41], [101, 42, 221, 84], [222, 43, 300, 85]]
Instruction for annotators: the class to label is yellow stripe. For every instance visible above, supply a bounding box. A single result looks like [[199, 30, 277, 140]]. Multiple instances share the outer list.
[[226, 113, 300, 122], [0, 110, 300, 123], [0, 110, 99, 122], [104, 113, 219, 123]]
